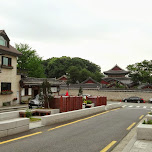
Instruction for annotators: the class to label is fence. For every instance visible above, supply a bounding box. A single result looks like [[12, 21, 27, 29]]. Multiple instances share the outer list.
[[45, 96, 83, 113], [45, 96, 107, 113], [86, 96, 107, 106]]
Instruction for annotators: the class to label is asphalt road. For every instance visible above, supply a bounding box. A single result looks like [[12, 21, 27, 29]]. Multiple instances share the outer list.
[[0, 106, 150, 152]]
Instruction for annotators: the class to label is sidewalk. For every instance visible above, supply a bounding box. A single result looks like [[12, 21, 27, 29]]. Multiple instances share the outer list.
[[112, 122, 152, 152], [0, 104, 28, 113]]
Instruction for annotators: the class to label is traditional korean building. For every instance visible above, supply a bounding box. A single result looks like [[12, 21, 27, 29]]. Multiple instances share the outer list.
[[20, 78, 61, 102], [102, 65, 132, 88], [57, 75, 67, 84]]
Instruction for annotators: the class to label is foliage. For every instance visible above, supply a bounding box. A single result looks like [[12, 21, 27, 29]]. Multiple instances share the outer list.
[[30, 117, 41, 122], [25, 109, 32, 118], [143, 120, 152, 124], [39, 79, 54, 108], [16, 43, 45, 78], [78, 87, 83, 96], [127, 60, 152, 84], [42, 56, 104, 83], [84, 100, 92, 104]]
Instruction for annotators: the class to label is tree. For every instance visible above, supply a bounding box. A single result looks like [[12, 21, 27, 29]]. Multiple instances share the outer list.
[[42, 56, 104, 83], [78, 86, 83, 96], [16, 43, 45, 78], [127, 60, 152, 84], [67, 66, 80, 84], [39, 79, 53, 108]]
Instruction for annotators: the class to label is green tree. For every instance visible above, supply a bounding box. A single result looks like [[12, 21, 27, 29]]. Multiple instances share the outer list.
[[67, 66, 80, 83], [127, 60, 152, 84], [16, 43, 45, 78], [39, 79, 53, 108], [42, 56, 104, 83]]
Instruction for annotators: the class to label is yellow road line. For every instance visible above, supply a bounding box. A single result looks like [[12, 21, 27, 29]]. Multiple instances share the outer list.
[[127, 122, 136, 130], [48, 108, 121, 131], [110, 108, 121, 111], [139, 115, 144, 120], [100, 141, 117, 152], [48, 111, 110, 131], [0, 132, 42, 145]]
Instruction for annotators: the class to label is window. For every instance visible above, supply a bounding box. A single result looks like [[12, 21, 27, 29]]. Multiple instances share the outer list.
[[2, 56, 12, 66], [1, 83, 11, 91], [25, 88, 29, 96], [0, 36, 7, 46]]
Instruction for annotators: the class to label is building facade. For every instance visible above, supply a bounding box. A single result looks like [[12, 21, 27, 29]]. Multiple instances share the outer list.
[[102, 65, 132, 88], [0, 30, 22, 107]]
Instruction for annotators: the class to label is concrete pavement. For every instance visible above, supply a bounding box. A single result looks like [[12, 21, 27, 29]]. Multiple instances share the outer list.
[[112, 119, 152, 152]]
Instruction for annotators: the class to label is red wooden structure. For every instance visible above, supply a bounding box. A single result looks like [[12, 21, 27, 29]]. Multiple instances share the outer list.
[[46, 96, 107, 113], [87, 96, 107, 106]]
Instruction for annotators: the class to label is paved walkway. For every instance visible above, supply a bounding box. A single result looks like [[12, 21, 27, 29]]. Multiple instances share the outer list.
[[112, 121, 152, 152]]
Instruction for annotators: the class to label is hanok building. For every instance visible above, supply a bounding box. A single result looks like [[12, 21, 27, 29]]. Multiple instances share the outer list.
[[20, 78, 61, 102], [57, 75, 68, 84], [0, 30, 22, 107], [102, 65, 132, 88]]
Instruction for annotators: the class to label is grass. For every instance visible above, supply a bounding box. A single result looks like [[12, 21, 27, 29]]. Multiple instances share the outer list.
[[143, 120, 152, 124], [30, 117, 41, 122]]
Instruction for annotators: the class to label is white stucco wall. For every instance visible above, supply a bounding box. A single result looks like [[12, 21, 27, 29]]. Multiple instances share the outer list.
[[0, 55, 21, 107]]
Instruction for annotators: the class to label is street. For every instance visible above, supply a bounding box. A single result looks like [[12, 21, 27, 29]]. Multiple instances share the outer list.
[[0, 103, 150, 152]]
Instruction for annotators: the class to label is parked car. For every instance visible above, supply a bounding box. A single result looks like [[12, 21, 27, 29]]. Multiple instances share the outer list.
[[29, 94, 42, 108], [149, 98, 152, 103], [82, 94, 91, 99], [122, 96, 145, 103]]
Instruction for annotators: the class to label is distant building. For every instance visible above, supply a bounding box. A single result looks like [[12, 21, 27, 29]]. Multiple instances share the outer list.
[[102, 65, 132, 88], [20, 77, 61, 102], [0, 30, 22, 107], [57, 75, 67, 84]]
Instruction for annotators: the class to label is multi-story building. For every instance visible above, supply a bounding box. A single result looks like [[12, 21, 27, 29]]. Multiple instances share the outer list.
[[0, 30, 22, 107]]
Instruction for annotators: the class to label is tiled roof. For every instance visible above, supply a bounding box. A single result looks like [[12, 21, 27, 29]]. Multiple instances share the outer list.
[[104, 65, 129, 75], [0, 30, 22, 56], [0, 45, 22, 56]]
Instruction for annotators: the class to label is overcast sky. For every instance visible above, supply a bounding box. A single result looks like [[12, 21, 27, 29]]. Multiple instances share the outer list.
[[1, 0, 152, 72]]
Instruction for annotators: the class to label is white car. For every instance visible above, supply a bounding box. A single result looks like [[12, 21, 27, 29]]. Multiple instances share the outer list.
[[149, 98, 152, 103], [82, 94, 91, 99], [29, 94, 42, 108]]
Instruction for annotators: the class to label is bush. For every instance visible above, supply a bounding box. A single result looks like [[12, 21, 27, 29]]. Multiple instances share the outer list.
[[86, 100, 92, 104], [25, 109, 32, 118], [142, 120, 152, 124]]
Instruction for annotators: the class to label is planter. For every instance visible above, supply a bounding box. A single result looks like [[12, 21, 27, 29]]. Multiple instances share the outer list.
[[86, 103, 95, 108], [1, 91, 13, 95], [146, 114, 152, 121], [137, 122, 152, 140]]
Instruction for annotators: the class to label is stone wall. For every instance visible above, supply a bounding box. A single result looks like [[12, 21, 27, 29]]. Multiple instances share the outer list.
[[0, 55, 21, 107], [60, 89, 152, 102]]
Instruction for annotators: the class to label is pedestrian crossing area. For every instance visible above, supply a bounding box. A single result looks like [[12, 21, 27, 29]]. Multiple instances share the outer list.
[[122, 105, 152, 109]]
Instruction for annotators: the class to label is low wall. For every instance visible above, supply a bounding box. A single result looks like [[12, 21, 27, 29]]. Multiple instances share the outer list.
[[137, 122, 152, 140], [60, 89, 152, 101], [0, 111, 29, 138], [41, 103, 122, 126], [106, 103, 121, 110]]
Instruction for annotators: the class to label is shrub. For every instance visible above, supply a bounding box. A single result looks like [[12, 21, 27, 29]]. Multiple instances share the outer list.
[[25, 109, 32, 118], [86, 100, 92, 104]]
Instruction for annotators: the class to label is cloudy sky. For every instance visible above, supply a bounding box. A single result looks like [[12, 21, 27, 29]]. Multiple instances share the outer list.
[[1, 0, 152, 72]]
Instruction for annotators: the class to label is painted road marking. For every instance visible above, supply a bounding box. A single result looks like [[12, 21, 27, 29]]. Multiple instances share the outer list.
[[127, 122, 136, 130], [0, 132, 42, 145], [48, 111, 110, 131], [100, 141, 117, 152], [48, 108, 121, 131], [150, 107, 152, 109], [139, 115, 144, 120], [122, 105, 126, 108], [143, 106, 147, 109], [136, 106, 140, 108], [128, 106, 133, 108]]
